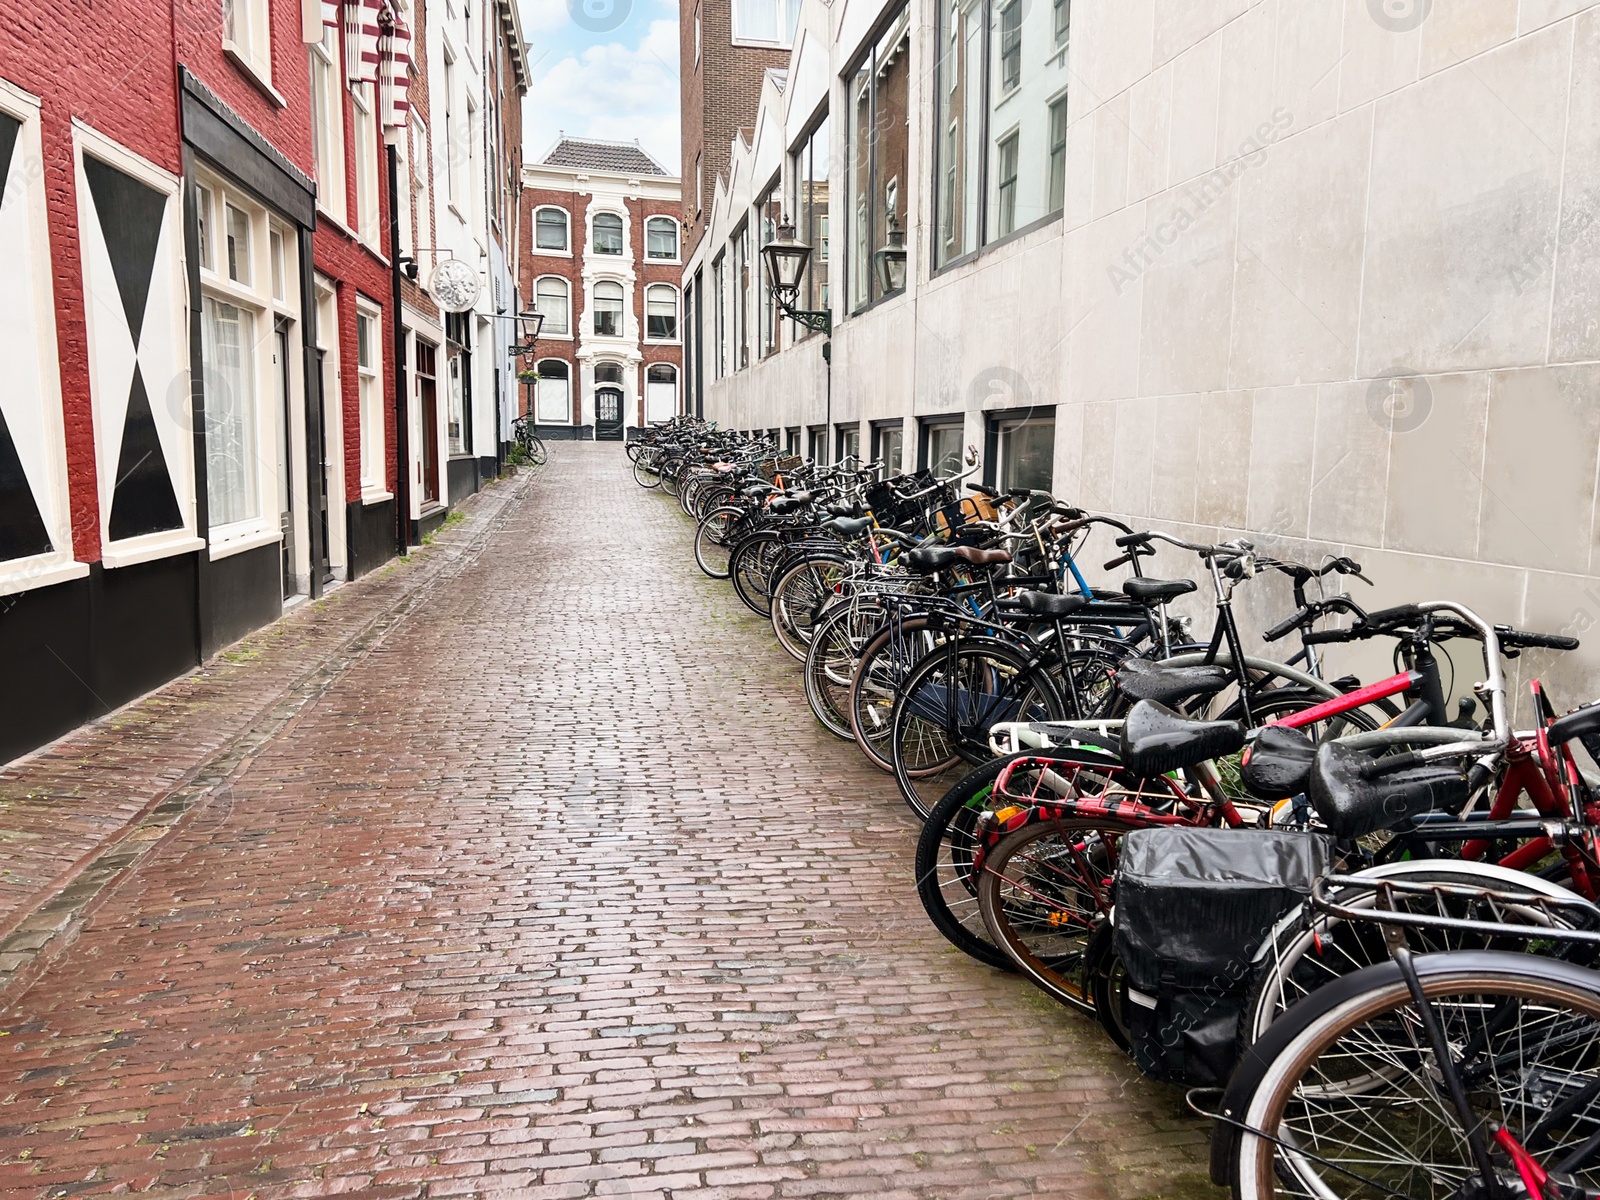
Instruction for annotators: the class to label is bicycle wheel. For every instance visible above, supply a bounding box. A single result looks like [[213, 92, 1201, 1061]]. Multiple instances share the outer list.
[[633, 455, 660, 488], [729, 532, 782, 617], [694, 507, 741, 579], [914, 752, 1100, 971], [848, 615, 944, 772], [770, 556, 849, 662], [1231, 953, 1600, 1200], [1242, 860, 1600, 1048], [888, 639, 1066, 820], [527, 436, 548, 467], [803, 600, 887, 739], [660, 460, 682, 497], [976, 806, 1150, 1012]]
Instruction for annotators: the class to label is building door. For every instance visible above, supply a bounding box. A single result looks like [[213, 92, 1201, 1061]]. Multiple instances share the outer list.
[[274, 322, 297, 597], [417, 340, 441, 504], [313, 350, 333, 586], [595, 387, 624, 440]]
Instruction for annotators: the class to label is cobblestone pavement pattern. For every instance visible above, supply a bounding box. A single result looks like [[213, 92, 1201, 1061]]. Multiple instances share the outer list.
[[0, 445, 1218, 1199]]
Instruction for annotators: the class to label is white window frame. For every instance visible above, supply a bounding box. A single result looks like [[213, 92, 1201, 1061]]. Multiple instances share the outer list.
[[731, 0, 800, 48], [192, 168, 283, 558], [223, 0, 274, 91], [534, 274, 572, 338], [352, 82, 381, 248], [644, 283, 679, 343], [310, 25, 347, 226], [0, 81, 86, 595], [411, 114, 431, 270], [592, 279, 625, 338], [645, 215, 680, 263], [591, 209, 626, 257], [533, 205, 571, 255], [535, 358, 571, 424], [355, 297, 389, 501]]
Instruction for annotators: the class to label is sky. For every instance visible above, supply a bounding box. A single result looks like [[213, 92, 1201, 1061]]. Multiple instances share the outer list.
[[517, 0, 682, 176]]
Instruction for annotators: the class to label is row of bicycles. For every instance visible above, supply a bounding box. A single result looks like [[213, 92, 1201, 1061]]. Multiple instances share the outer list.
[[631, 419, 1600, 1200]]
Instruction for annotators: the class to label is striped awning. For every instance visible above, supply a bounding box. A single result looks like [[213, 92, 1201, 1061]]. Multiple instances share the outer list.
[[379, 5, 413, 131]]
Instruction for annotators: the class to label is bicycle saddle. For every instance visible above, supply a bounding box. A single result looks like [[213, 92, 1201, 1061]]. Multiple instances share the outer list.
[[767, 497, 804, 515], [1116, 659, 1230, 706], [1015, 591, 1090, 618], [1123, 577, 1197, 603], [1119, 700, 1245, 778], [1239, 725, 1317, 801], [1549, 702, 1600, 747], [1309, 742, 1468, 839], [742, 483, 776, 498], [903, 546, 1014, 574], [822, 516, 874, 538]]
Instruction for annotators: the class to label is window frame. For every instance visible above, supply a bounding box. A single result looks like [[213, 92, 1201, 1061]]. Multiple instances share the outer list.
[[534, 274, 572, 338], [930, 0, 1069, 276], [645, 215, 680, 262], [843, 9, 911, 315], [871, 419, 904, 477], [731, 0, 801, 48], [919, 416, 966, 478], [223, 0, 273, 90], [592, 278, 625, 338], [355, 297, 389, 500], [835, 422, 861, 466], [731, 220, 750, 371], [310, 25, 347, 226], [985, 407, 1056, 492], [788, 107, 830, 336], [591, 210, 625, 256], [644, 283, 680, 343], [534, 205, 571, 254], [535, 357, 571, 424]]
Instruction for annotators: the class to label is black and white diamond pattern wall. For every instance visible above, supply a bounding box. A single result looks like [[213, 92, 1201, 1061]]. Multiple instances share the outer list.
[[75, 133, 193, 551]]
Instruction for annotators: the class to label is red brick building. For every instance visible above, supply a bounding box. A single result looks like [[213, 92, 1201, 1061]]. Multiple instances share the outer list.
[[0, 0, 524, 764], [519, 139, 682, 440]]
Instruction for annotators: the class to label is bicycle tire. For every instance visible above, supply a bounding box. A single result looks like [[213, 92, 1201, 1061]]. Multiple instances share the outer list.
[[888, 638, 1067, 819], [848, 615, 945, 772], [770, 555, 849, 663], [729, 532, 781, 617], [694, 507, 741, 579], [1229, 953, 1600, 1200], [802, 600, 888, 739], [526, 436, 547, 467], [633, 455, 661, 488]]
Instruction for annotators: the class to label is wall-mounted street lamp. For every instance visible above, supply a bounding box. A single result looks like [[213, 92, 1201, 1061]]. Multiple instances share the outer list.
[[760, 220, 831, 336], [508, 308, 544, 358], [873, 214, 907, 297]]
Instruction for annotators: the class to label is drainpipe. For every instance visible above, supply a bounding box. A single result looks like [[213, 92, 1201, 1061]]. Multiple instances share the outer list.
[[388, 144, 411, 556]]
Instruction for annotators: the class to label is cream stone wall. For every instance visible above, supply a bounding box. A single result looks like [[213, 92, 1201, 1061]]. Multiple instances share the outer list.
[[690, 0, 1600, 714]]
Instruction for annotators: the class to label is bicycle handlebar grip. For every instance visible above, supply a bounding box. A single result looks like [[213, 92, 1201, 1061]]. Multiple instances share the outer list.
[[1301, 628, 1355, 645], [1104, 554, 1134, 571], [1501, 629, 1581, 651], [1114, 532, 1149, 548], [1358, 750, 1433, 781], [1263, 608, 1310, 643], [1363, 603, 1424, 630]]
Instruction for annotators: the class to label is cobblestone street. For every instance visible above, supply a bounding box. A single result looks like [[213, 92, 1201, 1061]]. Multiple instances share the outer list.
[[0, 444, 1215, 1200]]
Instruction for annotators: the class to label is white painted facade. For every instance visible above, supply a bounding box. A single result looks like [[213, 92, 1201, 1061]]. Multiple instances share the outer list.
[[688, 0, 1600, 713]]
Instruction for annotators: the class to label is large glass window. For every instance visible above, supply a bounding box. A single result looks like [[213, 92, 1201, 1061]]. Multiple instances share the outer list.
[[646, 216, 678, 259], [593, 212, 624, 255], [535, 276, 570, 335], [846, 12, 910, 312], [936, 0, 1068, 264], [873, 422, 903, 476], [997, 415, 1054, 491], [923, 420, 964, 477], [791, 113, 830, 322], [536, 206, 569, 250], [836, 423, 861, 465], [646, 284, 678, 340], [352, 84, 381, 246], [732, 223, 750, 370], [712, 252, 726, 379], [202, 296, 259, 528], [808, 425, 827, 464], [645, 363, 677, 424], [594, 280, 624, 336], [757, 181, 781, 357]]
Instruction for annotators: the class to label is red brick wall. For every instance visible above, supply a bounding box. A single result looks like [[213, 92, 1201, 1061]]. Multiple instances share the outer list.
[[2, 0, 182, 562]]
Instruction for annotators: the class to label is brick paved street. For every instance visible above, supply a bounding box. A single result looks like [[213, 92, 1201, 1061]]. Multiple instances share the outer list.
[[0, 445, 1216, 1200]]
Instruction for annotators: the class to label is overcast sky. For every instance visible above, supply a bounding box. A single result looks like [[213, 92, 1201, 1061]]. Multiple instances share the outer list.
[[517, 0, 681, 176]]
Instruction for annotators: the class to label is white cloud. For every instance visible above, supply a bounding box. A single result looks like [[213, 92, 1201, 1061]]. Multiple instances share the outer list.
[[523, 18, 681, 172]]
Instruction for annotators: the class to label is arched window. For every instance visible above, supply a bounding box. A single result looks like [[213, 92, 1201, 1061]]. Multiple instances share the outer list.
[[534, 275, 570, 335], [594, 362, 624, 385], [646, 216, 678, 260], [535, 358, 570, 423], [645, 363, 678, 424], [645, 283, 678, 340], [593, 280, 624, 336], [535, 206, 569, 251], [592, 212, 624, 255]]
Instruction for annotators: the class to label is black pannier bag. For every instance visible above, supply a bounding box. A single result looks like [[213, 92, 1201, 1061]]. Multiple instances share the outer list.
[[1114, 827, 1332, 1088]]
